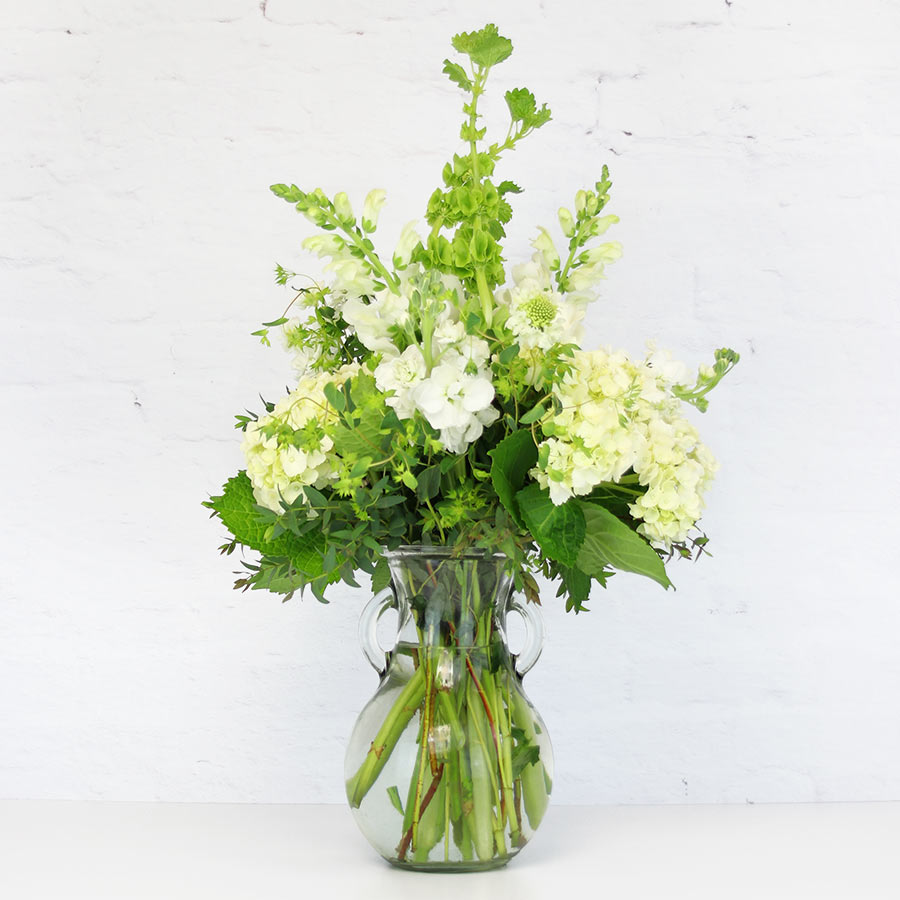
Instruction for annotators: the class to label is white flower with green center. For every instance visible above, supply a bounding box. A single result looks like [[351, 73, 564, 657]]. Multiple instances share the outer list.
[[241, 365, 359, 512], [505, 283, 584, 351]]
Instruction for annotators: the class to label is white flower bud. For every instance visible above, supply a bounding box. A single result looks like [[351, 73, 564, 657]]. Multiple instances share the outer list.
[[333, 191, 355, 225], [557, 207, 576, 237], [361, 189, 386, 233], [574, 189, 589, 216]]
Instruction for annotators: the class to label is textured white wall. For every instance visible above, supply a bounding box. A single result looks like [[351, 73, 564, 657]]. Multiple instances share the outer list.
[[2, 0, 899, 805]]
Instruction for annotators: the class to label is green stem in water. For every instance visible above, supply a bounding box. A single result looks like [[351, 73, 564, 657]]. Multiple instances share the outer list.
[[347, 664, 426, 808]]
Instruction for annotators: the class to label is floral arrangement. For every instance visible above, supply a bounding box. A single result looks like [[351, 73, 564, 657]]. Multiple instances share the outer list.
[[205, 23, 739, 868], [205, 23, 737, 611]]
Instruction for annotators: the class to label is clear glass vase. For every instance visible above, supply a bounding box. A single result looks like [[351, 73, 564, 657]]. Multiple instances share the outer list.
[[344, 547, 553, 872]]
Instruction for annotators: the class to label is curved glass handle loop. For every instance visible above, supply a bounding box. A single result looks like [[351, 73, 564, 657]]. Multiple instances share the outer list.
[[508, 595, 545, 677], [358, 587, 397, 676]]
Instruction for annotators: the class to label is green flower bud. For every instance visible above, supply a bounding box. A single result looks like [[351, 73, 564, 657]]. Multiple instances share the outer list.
[[557, 207, 576, 237]]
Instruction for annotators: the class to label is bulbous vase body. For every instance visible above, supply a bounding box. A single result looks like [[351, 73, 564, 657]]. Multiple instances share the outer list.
[[344, 547, 553, 872]]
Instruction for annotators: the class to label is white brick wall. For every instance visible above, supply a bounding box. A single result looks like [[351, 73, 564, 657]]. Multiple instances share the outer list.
[[2, 0, 899, 804]]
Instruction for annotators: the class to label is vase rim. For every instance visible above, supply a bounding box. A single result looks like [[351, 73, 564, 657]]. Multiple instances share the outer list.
[[384, 544, 508, 562]]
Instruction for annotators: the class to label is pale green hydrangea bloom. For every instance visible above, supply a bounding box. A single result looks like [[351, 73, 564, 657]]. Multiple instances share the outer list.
[[531, 346, 718, 546], [241, 364, 359, 512]]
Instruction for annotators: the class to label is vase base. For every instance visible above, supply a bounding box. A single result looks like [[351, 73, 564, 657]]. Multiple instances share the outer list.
[[386, 855, 513, 873]]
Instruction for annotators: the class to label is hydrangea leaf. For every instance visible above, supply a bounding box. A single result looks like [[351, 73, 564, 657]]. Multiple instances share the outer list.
[[488, 429, 539, 526], [516, 484, 585, 568], [576, 501, 672, 590], [205, 471, 323, 577]]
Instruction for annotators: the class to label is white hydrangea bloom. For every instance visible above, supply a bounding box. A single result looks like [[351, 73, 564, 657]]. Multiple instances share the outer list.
[[531, 345, 718, 546], [628, 418, 718, 547], [241, 365, 359, 512]]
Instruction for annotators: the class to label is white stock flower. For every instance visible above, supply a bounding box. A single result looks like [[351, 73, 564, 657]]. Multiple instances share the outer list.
[[374, 345, 427, 418], [410, 359, 498, 454]]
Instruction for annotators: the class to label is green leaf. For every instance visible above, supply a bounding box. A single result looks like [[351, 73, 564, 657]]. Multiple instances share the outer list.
[[505, 87, 536, 122], [488, 430, 538, 525], [386, 785, 405, 816], [371, 555, 391, 593], [498, 343, 520, 365], [511, 741, 541, 779], [498, 180, 522, 195], [204, 472, 324, 577], [442, 59, 472, 91], [451, 24, 513, 68], [558, 565, 592, 613], [517, 485, 585, 568], [519, 397, 549, 425], [416, 465, 441, 502], [577, 502, 672, 590]]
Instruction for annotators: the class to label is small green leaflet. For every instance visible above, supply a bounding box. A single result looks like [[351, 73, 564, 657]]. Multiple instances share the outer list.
[[577, 502, 672, 590], [442, 59, 472, 91], [517, 485, 585, 569], [416, 465, 441, 502], [505, 88, 551, 129], [386, 785, 404, 816]]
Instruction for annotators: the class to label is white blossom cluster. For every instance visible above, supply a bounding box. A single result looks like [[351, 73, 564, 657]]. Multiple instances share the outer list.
[[241, 364, 359, 512], [532, 346, 718, 546], [373, 307, 499, 455]]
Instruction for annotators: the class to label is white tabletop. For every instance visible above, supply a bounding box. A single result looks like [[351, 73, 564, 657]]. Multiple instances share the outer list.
[[1, 800, 898, 899]]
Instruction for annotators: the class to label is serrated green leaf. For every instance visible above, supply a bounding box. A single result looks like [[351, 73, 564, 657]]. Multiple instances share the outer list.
[[488, 430, 538, 525], [442, 59, 472, 91], [558, 565, 592, 613], [577, 502, 672, 589], [205, 472, 323, 577], [371, 555, 391, 593], [517, 484, 585, 568], [505, 87, 536, 122], [498, 180, 522, 195], [451, 23, 513, 68], [511, 741, 541, 779]]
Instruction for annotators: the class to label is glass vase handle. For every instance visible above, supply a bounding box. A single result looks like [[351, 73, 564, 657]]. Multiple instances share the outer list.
[[358, 587, 397, 676], [508, 596, 545, 677]]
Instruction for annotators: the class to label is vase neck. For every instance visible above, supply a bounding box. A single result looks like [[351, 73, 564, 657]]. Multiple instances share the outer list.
[[386, 549, 514, 650]]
